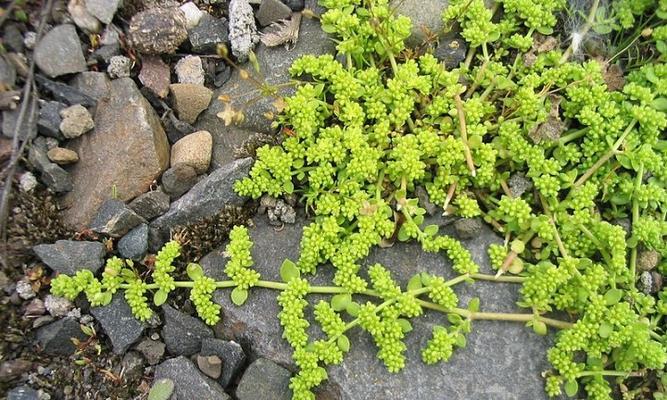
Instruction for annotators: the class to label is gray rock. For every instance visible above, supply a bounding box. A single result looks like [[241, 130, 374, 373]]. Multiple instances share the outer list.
[[128, 7, 188, 54], [44, 295, 74, 317], [91, 294, 145, 354], [27, 137, 73, 193], [454, 217, 483, 240], [59, 104, 94, 138], [0, 54, 16, 87], [175, 55, 205, 85], [257, 0, 292, 27], [36, 317, 88, 356], [229, 0, 260, 61], [34, 25, 87, 77], [508, 173, 533, 197], [121, 352, 145, 382], [7, 385, 39, 400], [33, 240, 105, 275], [180, 2, 204, 29], [68, 0, 101, 33], [390, 0, 447, 47], [100, 24, 121, 46], [235, 358, 291, 400], [129, 190, 171, 220], [161, 164, 198, 199], [37, 100, 66, 139], [15, 280, 36, 300], [135, 338, 166, 365], [2, 106, 37, 140], [169, 83, 212, 124], [107, 56, 132, 79], [163, 110, 197, 144], [90, 199, 146, 238], [435, 37, 467, 69], [3, 24, 24, 53], [139, 55, 171, 98], [267, 199, 296, 225], [85, 0, 121, 24], [150, 158, 252, 244], [280, 0, 304, 11], [201, 215, 554, 400], [188, 13, 229, 54], [91, 43, 121, 64], [162, 305, 213, 356], [196, 354, 222, 379], [118, 223, 149, 260], [19, 172, 38, 193], [35, 75, 97, 107], [155, 356, 229, 400], [23, 32, 37, 50], [200, 338, 247, 388]]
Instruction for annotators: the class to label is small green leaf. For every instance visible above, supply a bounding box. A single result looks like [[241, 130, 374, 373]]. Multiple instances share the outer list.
[[337, 335, 350, 352], [154, 290, 168, 306], [604, 288, 623, 305], [280, 259, 300, 282], [420, 272, 433, 286], [598, 322, 613, 338], [397, 226, 410, 242], [510, 239, 525, 254], [532, 320, 548, 336], [397, 318, 413, 333], [407, 274, 423, 291], [652, 97, 667, 111], [447, 313, 463, 325], [231, 287, 248, 306], [187, 263, 204, 280], [148, 379, 175, 400], [283, 180, 295, 194], [331, 293, 352, 311], [346, 301, 360, 317], [454, 333, 467, 348], [467, 298, 480, 313], [321, 23, 336, 33], [564, 379, 578, 397], [423, 224, 439, 237]]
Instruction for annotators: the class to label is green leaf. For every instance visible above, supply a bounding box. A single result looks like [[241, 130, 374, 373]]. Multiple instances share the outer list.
[[337, 335, 350, 352], [598, 322, 613, 338], [454, 333, 467, 348], [467, 298, 480, 312], [283, 180, 295, 194], [153, 290, 168, 306], [423, 224, 439, 237], [510, 239, 525, 254], [532, 320, 548, 336], [231, 287, 248, 306], [604, 288, 623, 305], [397, 318, 413, 333], [148, 379, 175, 400], [447, 313, 463, 325], [346, 301, 360, 317], [564, 379, 578, 397], [321, 23, 336, 33], [536, 26, 554, 35], [652, 97, 667, 111], [420, 272, 433, 286], [187, 263, 204, 280], [407, 274, 423, 291], [397, 226, 410, 242], [331, 293, 351, 311], [280, 259, 300, 282]]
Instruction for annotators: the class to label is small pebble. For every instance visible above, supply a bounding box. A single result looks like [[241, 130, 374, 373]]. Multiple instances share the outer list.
[[15, 280, 35, 300], [44, 295, 74, 317], [175, 55, 205, 85], [59, 105, 94, 138], [180, 2, 204, 29], [19, 172, 38, 193], [47, 147, 79, 165], [107, 55, 132, 79], [23, 32, 37, 49]]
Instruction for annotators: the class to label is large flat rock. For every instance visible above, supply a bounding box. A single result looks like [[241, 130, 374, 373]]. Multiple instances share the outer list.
[[201, 215, 555, 400]]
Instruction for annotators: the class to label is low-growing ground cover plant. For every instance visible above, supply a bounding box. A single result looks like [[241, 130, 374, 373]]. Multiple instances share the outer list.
[[51, 0, 667, 398]]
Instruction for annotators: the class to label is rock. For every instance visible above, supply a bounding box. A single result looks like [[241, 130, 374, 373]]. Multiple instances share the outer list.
[[68, 0, 101, 33], [280, 0, 304, 11], [23, 32, 37, 50], [454, 217, 483, 240], [61, 78, 170, 229], [188, 13, 229, 54], [107, 55, 132, 79], [59, 104, 94, 138], [2, 24, 24, 53], [91, 43, 121, 64], [235, 358, 291, 400], [162, 304, 213, 356], [139, 55, 171, 98], [257, 0, 292, 27], [267, 199, 296, 225], [100, 24, 121, 46], [6, 386, 39, 400], [2, 106, 37, 140], [0, 54, 16, 88], [15, 280, 35, 300], [136, 338, 166, 365], [90, 199, 146, 237], [170, 83, 212, 124], [508, 173, 533, 197], [47, 147, 79, 164], [180, 2, 204, 29], [44, 295, 73, 317], [121, 352, 145, 382], [36, 317, 88, 356], [161, 164, 198, 199], [213, 63, 232, 88], [163, 110, 197, 143], [150, 158, 252, 244], [18, 172, 38, 193], [229, 0, 260, 61], [25, 298, 46, 316], [155, 357, 229, 400], [85, 0, 121, 24], [175, 55, 205, 85], [637, 249, 660, 271], [34, 25, 87, 77], [200, 338, 246, 388], [27, 137, 73, 193], [201, 216, 554, 400], [171, 130, 212, 174], [118, 223, 149, 260], [0, 137, 12, 164], [33, 240, 105, 275], [196, 354, 222, 379], [390, 0, 447, 47], [128, 8, 188, 54], [91, 294, 145, 354], [37, 101, 66, 139], [0, 359, 33, 382], [35, 75, 97, 107], [129, 190, 170, 220], [435, 37, 467, 69]]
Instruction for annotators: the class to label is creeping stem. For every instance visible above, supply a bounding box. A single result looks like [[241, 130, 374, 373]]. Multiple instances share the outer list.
[[454, 94, 477, 177]]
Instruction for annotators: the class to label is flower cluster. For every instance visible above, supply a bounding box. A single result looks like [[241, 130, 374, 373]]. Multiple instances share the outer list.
[[224, 226, 260, 289]]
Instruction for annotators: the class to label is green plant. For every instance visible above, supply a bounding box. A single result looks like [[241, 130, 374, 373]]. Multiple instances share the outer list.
[[51, 0, 667, 399]]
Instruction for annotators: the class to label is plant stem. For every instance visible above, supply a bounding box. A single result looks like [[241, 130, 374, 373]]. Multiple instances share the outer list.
[[556, 127, 589, 146], [454, 94, 477, 177], [442, 182, 458, 215], [471, 273, 526, 283], [629, 162, 644, 282], [559, 0, 601, 63], [576, 370, 643, 378]]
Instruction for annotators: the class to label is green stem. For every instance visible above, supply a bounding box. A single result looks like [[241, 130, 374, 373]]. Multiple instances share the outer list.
[[471, 273, 526, 283], [629, 162, 644, 282], [555, 127, 589, 147], [576, 370, 642, 378]]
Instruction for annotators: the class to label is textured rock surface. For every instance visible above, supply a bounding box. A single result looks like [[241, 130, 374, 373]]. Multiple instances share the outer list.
[[61, 78, 170, 229], [33, 240, 105, 275], [390, 0, 448, 47], [139, 55, 171, 98], [47, 147, 79, 165], [170, 130, 212, 173], [129, 190, 171, 220], [174, 55, 205, 85], [256, 0, 292, 27], [6, 385, 39, 400], [169, 83, 212, 124], [187, 13, 229, 54], [27, 137, 72, 193], [155, 356, 229, 400], [90, 199, 145, 237], [35, 75, 96, 107], [128, 8, 188, 54], [59, 104, 94, 139], [34, 25, 87, 77], [228, 0, 260, 61], [201, 215, 555, 400], [200, 338, 247, 388], [235, 358, 291, 400], [91, 294, 145, 354], [85, 0, 121, 24], [161, 164, 198, 199], [135, 338, 166, 365], [35, 318, 88, 356], [118, 223, 149, 260], [162, 305, 213, 356]]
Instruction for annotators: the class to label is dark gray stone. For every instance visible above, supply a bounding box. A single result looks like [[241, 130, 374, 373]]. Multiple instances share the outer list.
[[155, 356, 229, 400], [7, 385, 39, 400], [35, 317, 88, 356], [235, 358, 291, 400], [85, 0, 121, 24], [0, 54, 16, 88], [37, 100, 66, 139], [3, 24, 24, 53], [135, 338, 166, 365], [91, 43, 121, 64], [2, 106, 37, 140], [35, 75, 97, 107], [162, 305, 213, 356], [90, 199, 146, 238], [200, 338, 247, 388], [257, 0, 292, 27], [435, 37, 467, 69], [118, 224, 149, 261], [128, 7, 188, 55], [390, 0, 448, 47], [280, 0, 304, 11], [120, 352, 145, 382], [34, 25, 87, 78], [161, 164, 198, 199], [454, 217, 483, 240], [33, 240, 105, 275], [69, 72, 112, 101], [129, 190, 171, 220], [188, 13, 229, 54], [163, 110, 197, 144], [91, 294, 145, 354], [27, 137, 72, 193]]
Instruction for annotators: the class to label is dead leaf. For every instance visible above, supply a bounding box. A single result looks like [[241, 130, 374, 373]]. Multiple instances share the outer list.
[[217, 103, 237, 126], [260, 13, 302, 49]]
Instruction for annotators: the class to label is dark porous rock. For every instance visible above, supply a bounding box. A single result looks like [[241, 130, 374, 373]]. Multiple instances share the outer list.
[[120, 352, 145, 382], [37, 100, 66, 139], [61, 78, 170, 229], [435, 37, 467, 69], [162, 304, 213, 356], [135, 338, 166, 365], [27, 137, 72, 193], [33, 240, 105, 275], [7, 385, 39, 400], [155, 356, 229, 400], [129, 190, 170, 220], [202, 215, 554, 400], [280, 0, 305, 11], [36, 317, 88, 356], [35, 75, 97, 107], [118, 223, 149, 260], [235, 358, 291, 400], [69, 71, 111, 101], [91, 294, 145, 354], [200, 338, 247, 388], [150, 158, 252, 245], [128, 7, 188, 55], [161, 164, 198, 199], [34, 24, 87, 78], [256, 0, 292, 27], [454, 217, 483, 240], [90, 199, 146, 238], [228, 0, 260, 62], [188, 13, 229, 54]]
